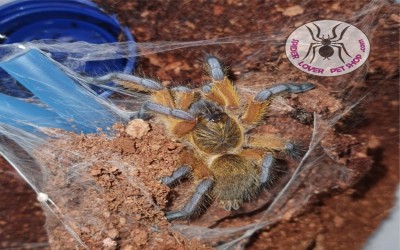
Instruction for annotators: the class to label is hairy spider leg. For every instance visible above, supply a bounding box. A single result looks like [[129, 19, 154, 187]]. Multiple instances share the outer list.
[[153, 86, 198, 136], [90, 73, 166, 119], [241, 83, 315, 125], [246, 134, 301, 159], [143, 101, 197, 136], [97, 73, 199, 135], [161, 164, 192, 187], [89, 73, 169, 119], [202, 56, 240, 110], [89, 73, 164, 92], [170, 86, 197, 110], [260, 153, 274, 185], [127, 87, 182, 120], [165, 178, 214, 221], [92, 73, 196, 110], [206, 56, 225, 81], [143, 102, 194, 120]]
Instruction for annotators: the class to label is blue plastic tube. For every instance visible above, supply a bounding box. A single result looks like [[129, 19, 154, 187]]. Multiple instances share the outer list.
[[0, 93, 74, 133], [0, 49, 118, 133]]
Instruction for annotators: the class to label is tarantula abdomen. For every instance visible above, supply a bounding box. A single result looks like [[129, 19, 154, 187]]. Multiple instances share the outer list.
[[209, 154, 260, 211]]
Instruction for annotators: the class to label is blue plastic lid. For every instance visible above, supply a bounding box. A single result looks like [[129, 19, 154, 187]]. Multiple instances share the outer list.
[[0, 0, 136, 98]]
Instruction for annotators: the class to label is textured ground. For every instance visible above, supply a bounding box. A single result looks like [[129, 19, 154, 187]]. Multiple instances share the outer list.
[[0, 0, 398, 249]]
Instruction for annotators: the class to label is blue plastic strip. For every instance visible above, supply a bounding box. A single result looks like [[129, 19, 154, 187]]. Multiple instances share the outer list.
[[0, 93, 75, 133], [0, 49, 117, 133]]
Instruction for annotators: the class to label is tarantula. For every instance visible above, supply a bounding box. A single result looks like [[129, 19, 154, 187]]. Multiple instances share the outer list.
[[94, 56, 315, 220]]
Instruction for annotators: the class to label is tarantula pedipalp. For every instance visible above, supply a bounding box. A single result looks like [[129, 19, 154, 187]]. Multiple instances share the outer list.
[[303, 23, 351, 64], [93, 56, 315, 220]]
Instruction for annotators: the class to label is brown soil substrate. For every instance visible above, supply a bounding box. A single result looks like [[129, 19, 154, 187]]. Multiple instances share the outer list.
[[38, 121, 209, 249], [0, 0, 398, 249]]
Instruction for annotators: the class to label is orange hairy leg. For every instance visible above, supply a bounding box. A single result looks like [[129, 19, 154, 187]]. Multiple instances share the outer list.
[[95, 73, 164, 93], [169, 119, 197, 137], [203, 77, 240, 109], [241, 83, 316, 125], [247, 134, 293, 154], [171, 87, 197, 110], [179, 150, 213, 179], [240, 148, 266, 161], [203, 56, 240, 110], [149, 88, 198, 136], [151, 89, 175, 107], [240, 98, 271, 125], [114, 79, 153, 93]]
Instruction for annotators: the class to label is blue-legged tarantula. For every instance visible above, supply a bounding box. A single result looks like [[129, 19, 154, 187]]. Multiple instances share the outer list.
[[94, 56, 315, 220]]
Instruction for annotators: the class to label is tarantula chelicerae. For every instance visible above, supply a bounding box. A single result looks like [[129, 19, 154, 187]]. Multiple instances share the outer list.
[[95, 56, 315, 220]]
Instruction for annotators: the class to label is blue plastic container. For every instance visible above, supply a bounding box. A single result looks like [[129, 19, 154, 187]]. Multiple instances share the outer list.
[[0, 0, 135, 98]]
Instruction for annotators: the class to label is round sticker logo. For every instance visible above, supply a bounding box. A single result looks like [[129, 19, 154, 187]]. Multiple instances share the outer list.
[[285, 20, 370, 76]]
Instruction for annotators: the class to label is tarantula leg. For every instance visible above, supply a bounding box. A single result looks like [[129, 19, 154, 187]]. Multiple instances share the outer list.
[[203, 56, 240, 109], [283, 142, 305, 159], [260, 153, 274, 185], [161, 165, 192, 187], [206, 56, 224, 81], [143, 101, 197, 136], [165, 178, 214, 221], [241, 83, 315, 124], [170, 86, 196, 110], [143, 102, 195, 121], [247, 134, 303, 157], [88, 73, 163, 92], [254, 83, 315, 102]]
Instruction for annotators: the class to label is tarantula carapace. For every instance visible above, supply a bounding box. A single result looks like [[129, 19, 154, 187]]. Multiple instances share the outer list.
[[95, 56, 315, 220]]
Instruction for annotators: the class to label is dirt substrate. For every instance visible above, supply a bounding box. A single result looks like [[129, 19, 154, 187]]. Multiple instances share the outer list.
[[0, 0, 399, 249], [39, 121, 210, 249]]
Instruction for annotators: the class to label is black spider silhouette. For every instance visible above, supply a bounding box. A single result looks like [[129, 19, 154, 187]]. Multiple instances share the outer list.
[[303, 23, 351, 64]]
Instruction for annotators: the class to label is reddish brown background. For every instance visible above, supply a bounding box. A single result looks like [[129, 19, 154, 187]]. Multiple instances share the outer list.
[[0, 0, 398, 249]]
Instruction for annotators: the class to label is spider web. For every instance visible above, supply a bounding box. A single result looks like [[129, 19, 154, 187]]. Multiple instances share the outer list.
[[0, 0, 395, 249]]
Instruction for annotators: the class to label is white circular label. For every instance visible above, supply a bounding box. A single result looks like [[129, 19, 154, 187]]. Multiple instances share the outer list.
[[285, 20, 370, 76]]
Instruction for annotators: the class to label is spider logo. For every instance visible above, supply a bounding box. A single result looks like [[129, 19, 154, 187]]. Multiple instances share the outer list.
[[303, 23, 351, 64]]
